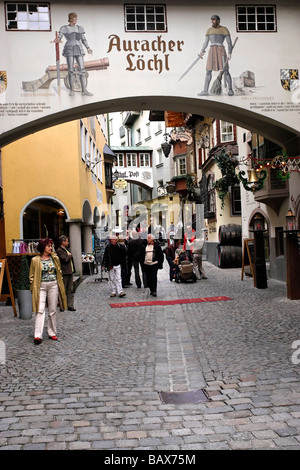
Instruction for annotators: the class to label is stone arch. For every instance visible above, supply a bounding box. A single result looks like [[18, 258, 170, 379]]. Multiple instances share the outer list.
[[82, 199, 93, 224], [93, 206, 100, 225], [248, 208, 271, 260], [20, 195, 70, 240], [2, 97, 300, 155]]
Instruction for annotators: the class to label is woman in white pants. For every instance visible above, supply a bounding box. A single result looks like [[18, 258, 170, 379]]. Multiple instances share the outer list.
[[29, 238, 67, 345]]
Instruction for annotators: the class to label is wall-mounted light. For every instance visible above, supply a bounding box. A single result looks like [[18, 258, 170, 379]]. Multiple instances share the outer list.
[[85, 153, 102, 172], [161, 133, 172, 158], [112, 169, 120, 182], [251, 213, 266, 232], [286, 208, 296, 231]]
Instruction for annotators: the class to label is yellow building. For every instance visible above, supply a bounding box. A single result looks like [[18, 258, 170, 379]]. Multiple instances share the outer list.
[[1, 116, 115, 277]]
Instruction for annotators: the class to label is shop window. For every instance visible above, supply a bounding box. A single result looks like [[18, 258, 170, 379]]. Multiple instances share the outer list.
[[5, 2, 51, 31]]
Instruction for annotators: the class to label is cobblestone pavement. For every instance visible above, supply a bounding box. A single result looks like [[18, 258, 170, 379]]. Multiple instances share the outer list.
[[0, 260, 300, 451]]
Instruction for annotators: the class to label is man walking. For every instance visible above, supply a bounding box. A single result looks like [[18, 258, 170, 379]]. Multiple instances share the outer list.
[[103, 235, 126, 298], [56, 235, 76, 311]]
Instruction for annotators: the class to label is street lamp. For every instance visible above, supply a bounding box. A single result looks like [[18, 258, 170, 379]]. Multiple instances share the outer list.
[[161, 133, 172, 158], [283, 208, 300, 299], [250, 213, 267, 289], [252, 213, 265, 232], [286, 208, 296, 231], [112, 169, 120, 182]]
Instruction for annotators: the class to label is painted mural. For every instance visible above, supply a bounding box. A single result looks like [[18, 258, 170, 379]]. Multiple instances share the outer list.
[[0, 1, 299, 148]]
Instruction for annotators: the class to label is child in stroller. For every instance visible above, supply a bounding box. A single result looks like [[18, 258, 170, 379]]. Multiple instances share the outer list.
[[173, 249, 197, 283]]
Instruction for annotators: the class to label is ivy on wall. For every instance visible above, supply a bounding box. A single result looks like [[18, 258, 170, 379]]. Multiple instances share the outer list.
[[214, 150, 240, 209]]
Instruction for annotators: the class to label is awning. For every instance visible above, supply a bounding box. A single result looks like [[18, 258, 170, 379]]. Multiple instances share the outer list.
[[103, 144, 117, 159]]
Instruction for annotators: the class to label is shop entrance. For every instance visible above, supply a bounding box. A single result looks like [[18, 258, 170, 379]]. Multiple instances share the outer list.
[[21, 198, 67, 249]]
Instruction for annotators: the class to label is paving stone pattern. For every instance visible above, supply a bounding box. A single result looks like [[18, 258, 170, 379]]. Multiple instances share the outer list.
[[0, 261, 300, 450]]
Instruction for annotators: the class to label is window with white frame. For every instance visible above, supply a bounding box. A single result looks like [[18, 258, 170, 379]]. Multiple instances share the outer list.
[[177, 156, 187, 175], [207, 174, 216, 215], [136, 128, 141, 144], [220, 121, 234, 142], [236, 5, 277, 32], [80, 121, 86, 161], [124, 4, 167, 32], [127, 153, 137, 167], [116, 153, 124, 167], [109, 118, 113, 136], [5, 2, 51, 31], [145, 122, 151, 140], [139, 153, 150, 167], [156, 148, 163, 165], [96, 150, 103, 181]]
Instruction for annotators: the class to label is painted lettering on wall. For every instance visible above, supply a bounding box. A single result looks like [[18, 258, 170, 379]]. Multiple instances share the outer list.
[[107, 34, 184, 74]]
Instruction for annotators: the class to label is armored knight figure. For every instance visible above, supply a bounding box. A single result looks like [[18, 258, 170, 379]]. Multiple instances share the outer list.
[[198, 14, 234, 96], [57, 12, 93, 96]]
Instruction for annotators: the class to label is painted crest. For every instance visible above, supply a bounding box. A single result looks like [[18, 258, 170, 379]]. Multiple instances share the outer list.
[[280, 69, 299, 91], [0, 71, 7, 93]]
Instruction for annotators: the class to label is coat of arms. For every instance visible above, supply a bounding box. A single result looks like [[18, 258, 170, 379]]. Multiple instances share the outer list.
[[0, 71, 7, 93], [280, 69, 299, 91]]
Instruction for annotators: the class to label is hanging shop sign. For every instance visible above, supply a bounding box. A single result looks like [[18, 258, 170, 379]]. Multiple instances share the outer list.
[[114, 178, 127, 189]]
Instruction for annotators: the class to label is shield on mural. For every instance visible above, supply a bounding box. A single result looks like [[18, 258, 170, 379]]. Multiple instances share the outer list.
[[280, 69, 299, 91], [0, 71, 7, 93]]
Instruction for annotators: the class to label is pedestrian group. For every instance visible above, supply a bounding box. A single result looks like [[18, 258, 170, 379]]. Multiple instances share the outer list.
[[28, 224, 207, 345]]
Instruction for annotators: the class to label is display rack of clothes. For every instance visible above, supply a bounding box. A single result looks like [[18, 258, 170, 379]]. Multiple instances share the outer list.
[[11, 239, 40, 254]]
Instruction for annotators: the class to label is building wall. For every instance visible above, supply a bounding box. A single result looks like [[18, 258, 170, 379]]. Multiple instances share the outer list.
[[2, 117, 108, 274], [1, 0, 299, 155]]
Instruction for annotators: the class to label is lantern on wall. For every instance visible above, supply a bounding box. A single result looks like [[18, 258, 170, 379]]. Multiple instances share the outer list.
[[161, 133, 172, 158], [286, 208, 296, 231], [252, 213, 266, 232]]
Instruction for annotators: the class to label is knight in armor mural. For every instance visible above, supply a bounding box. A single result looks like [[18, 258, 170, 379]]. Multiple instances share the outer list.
[[198, 14, 234, 96], [54, 12, 93, 96]]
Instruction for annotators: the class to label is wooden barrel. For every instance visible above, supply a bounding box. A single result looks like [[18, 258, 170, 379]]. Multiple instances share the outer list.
[[218, 224, 242, 246], [218, 245, 242, 268]]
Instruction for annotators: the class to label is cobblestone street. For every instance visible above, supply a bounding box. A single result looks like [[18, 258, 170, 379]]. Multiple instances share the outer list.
[[1, 260, 300, 450]]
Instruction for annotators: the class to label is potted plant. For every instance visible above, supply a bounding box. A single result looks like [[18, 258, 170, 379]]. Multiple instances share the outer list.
[[16, 255, 32, 320]]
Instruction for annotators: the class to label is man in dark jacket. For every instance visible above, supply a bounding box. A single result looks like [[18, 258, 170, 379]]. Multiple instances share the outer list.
[[103, 235, 126, 297], [127, 230, 146, 288], [56, 235, 76, 311]]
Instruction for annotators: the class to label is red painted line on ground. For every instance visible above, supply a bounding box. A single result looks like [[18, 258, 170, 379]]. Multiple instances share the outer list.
[[110, 296, 232, 308]]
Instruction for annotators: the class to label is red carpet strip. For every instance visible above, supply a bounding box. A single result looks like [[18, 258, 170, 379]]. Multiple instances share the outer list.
[[110, 296, 232, 308]]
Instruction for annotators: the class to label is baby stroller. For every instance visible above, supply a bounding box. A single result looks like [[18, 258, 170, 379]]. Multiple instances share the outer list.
[[174, 251, 197, 283]]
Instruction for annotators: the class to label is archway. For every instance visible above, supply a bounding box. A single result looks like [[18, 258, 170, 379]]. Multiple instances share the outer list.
[[249, 210, 270, 261], [1, 97, 300, 156], [18, 196, 69, 250]]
